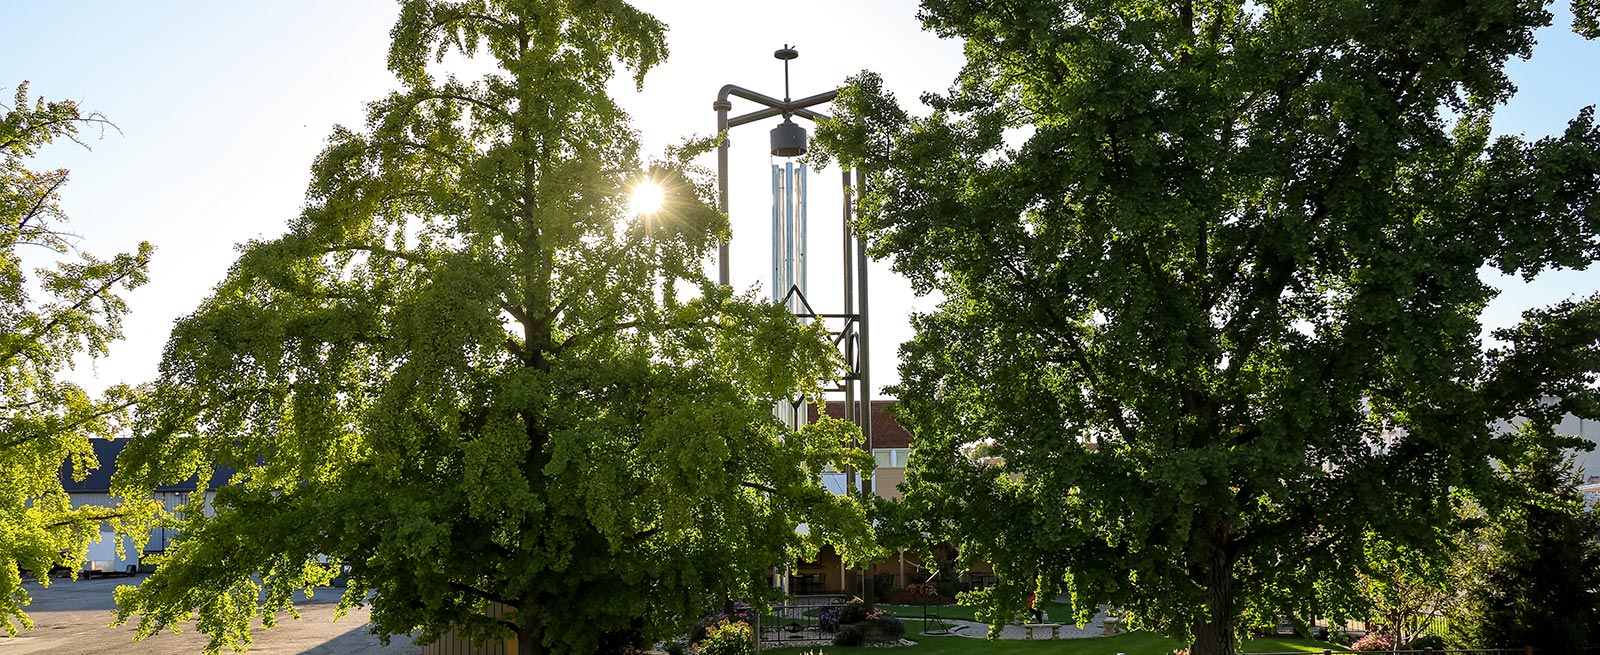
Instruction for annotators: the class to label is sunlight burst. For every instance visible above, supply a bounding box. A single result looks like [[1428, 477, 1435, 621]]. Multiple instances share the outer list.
[[629, 181, 665, 216]]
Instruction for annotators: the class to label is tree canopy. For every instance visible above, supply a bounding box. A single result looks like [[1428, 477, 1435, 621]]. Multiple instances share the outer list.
[[0, 82, 152, 635], [111, 2, 874, 654], [819, 1, 1600, 653]]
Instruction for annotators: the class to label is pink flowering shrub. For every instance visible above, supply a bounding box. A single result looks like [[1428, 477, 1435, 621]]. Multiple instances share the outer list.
[[1352, 631, 1398, 651]]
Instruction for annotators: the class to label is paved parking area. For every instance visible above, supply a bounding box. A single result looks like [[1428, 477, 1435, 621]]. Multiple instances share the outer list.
[[1, 575, 419, 655]]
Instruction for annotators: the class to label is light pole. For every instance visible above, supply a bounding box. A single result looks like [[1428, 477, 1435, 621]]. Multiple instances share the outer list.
[[712, 46, 874, 606]]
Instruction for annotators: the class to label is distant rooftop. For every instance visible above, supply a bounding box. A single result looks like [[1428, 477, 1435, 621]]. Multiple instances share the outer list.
[[59, 438, 231, 494]]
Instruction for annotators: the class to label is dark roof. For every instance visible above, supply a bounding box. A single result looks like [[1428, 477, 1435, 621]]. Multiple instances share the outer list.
[[809, 400, 914, 449], [59, 438, 230, 493]]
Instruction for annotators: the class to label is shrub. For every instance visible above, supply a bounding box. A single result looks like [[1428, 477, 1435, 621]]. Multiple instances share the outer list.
[[1405, 633, 1447, 650], [867, 615, 905, 641], [697, 620, 754, 655], [833, 623, 866, 647], [665, 641, 687, 655], [830, 614, 905, 646], [891, 583, 946, 606], [597, 627, 645, 655], [1326, 629, 1358, 647], [1352, 632, 1397, 652], [837, 598, 870, 625], [691, 605, 756, 644], [827, 601, 905, 645], [817, 607, 841, 632]]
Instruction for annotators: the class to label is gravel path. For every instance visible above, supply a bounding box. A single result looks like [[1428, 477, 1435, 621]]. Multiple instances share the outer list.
[[1, 575, 418, 655]]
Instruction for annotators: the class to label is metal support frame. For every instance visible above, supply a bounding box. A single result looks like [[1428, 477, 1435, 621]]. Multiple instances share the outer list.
[[712, 80, 870, 446], [714, 85, 837, 287]]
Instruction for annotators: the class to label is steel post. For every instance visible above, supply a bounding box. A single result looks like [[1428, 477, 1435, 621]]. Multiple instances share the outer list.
[[855, 168, 872, 471], [714, 100, 731, 286]]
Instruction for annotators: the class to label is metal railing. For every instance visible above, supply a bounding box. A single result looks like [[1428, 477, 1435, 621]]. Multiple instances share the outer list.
[[1249, 650, 1535, 655], [756, 595, 846, 645], [910, 604, 958, 634]]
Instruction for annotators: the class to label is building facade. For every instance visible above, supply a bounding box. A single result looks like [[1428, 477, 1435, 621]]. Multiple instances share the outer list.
[[59, 438, 221, 569]]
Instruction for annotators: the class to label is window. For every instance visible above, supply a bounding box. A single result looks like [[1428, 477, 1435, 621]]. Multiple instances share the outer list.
[[873, 448, 910, 468]]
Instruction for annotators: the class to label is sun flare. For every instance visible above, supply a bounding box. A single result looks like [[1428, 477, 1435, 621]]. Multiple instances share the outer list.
[[629, 181, 665, 216]]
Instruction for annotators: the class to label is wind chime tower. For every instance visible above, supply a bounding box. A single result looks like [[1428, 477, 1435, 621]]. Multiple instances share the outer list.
[[713, 46, 873, 478], [769, 46, 811, 431]]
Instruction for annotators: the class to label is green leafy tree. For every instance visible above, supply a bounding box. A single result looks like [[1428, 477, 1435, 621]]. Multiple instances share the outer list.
[[0, 82, 152, 635], [109, 2, 874, 654], [817, 1, 1600, 654], [1357, 537, 1463, 649], [1450, 433, 1600, 651]]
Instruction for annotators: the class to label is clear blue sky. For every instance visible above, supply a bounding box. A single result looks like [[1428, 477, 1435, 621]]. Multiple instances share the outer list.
[[3, 1, 1597, 396]]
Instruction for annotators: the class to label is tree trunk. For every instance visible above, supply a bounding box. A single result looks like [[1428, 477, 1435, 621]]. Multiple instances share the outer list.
[[862, 563, 876, 610], [517, 615, 547, 655], [1192, 615, 1236, 655], [1189, 536, 1238, 655]]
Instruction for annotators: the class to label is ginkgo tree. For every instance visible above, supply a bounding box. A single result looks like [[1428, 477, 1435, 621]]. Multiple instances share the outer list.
[[110, 2, 875, 654], [1, 82, 153, 635], [819, 1, 1600, 654]]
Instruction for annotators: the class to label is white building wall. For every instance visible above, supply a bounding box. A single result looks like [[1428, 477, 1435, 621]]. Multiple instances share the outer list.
[[67, 490, 217, 555], [1559, 413, 1600, 483]]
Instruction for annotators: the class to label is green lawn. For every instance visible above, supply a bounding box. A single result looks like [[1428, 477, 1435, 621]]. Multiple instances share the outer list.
[[1242, 637, 1353, 653], [763, 625, 1178, 655], [761, 623, 1351, 655]]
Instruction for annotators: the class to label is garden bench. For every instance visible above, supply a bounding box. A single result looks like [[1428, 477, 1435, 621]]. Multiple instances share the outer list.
[[1022, 623, 1062, 639]]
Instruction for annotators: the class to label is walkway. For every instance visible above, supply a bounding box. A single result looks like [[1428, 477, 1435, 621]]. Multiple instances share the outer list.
[[934, 607, 1114, 640]]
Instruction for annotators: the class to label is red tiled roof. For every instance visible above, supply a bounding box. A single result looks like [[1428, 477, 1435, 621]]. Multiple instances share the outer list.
[[806, 400, 913, 449]]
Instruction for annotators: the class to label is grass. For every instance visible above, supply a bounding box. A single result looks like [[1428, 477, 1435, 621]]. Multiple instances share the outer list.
[[762, 624, 1177, 655], [1237, 637, 1352, 653], [761, 622, 1351, 655], [769, 602, 1350, 655]]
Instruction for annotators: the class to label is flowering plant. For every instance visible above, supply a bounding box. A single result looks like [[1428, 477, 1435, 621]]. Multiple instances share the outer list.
[[1352, 632, 1398, 652], [817, 607, 841, 632], [690, 604, 756, 644], [697, 620, 754, 655]]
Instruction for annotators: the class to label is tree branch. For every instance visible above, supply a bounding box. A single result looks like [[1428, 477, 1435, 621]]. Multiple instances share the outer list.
[[426, 11, 513, 33], [16, 170, 68, 231], [996, 254, 1138, 442], [0, 396, 142, 451], [449, 581, 522, 609], [0, 397, 47, 412], [0, 114, 117, 151], [319, 243, 428, 264], [630, 526, 661, 544], [0, 257, 149, 367], [46, 509, 128, 528], [423, 92, 514, 123], [503, 336, 526, 362], [391, 140, 469, 170], [741, 481, 779, 494], [499, 299, 528, 324], [551, 318, 728, 356]]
